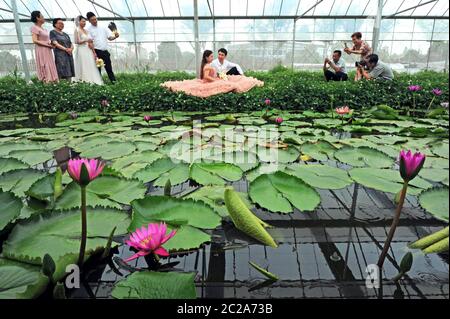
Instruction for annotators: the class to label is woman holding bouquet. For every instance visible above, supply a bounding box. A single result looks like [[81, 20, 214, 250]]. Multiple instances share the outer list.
[[73, 15, 104, 85]]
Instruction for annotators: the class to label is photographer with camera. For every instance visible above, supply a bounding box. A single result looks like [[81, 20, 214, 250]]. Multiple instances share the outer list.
[[344, 32, 372, 81], [323, 50, 348, 82], [357, 54, 394, 81]]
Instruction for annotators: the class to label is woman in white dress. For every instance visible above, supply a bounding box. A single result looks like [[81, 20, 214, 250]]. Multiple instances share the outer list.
[[73, 16, 104, 85]]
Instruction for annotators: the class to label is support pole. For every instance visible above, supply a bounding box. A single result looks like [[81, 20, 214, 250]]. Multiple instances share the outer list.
[[132, 21, 140, 68], [194, 0, 200, 78], [11, 0, 31, 82], [426, 19, 436, 71], [372, 0, 383, 54], [291, 19, 296, 69]]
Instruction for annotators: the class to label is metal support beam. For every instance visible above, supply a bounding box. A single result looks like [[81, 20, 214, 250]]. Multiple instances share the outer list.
[[87, 0, 132, 22], [194, 0, 200, 78], [372, 0, 383, 53], [10, 0, 30, 82], [0, 7, 28, 18], [4, 15, 449, 24]]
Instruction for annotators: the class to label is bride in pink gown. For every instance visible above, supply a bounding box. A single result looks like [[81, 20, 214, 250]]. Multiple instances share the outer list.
[[161, 50, 264, 98]]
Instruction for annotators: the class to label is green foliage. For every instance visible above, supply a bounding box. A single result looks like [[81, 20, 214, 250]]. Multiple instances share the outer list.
[[1, 71, 448, 114]]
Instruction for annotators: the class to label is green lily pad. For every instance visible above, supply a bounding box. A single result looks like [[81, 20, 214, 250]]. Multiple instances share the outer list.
[[0, 259, 49, 299], [134, 157, 190, 187], [286, 164, 353, 190], [252, 145, 300, 164], [249, 172, 320, 214], [0, 192, 23, 232], [190, 162, 243, 186], [2, 208, 131, 278], [418, 187, 449, 222], [185, 186, 251, 218], [349, 168, 433, 196], [0, 169, 47, 198], [112, 272, 196, 299], [300, 140, 336, 162], [0, 158, 29, 175], [334, 146, 394, 168], [130, 196, 221, 230]]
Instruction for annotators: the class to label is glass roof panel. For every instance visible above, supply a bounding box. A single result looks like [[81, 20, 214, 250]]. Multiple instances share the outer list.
[[230, 0, 248, 16], [263, 0, 283, 16], [297, 0, 320, 16], [0, 0, 448, 20], [347, 0, 369, 15], [161, 0, 181, 16], [213, 0, 229, 16], [330, 0, 353, 15], [313, 0, 336, 16], [395, 0, 422, 16], [126, 0, 148, 17], [382, 0, 403, 16], [428, 0, 449, 16], [246, 0, 264, 16], [280, 0, 300, 16], [197, 0, 211, 16]]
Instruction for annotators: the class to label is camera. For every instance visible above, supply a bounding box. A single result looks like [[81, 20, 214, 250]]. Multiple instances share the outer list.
[[355, 60, 367, 68]]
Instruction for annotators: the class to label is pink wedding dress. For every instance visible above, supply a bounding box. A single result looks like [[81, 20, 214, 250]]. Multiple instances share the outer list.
[[161, 68, 264, 98]]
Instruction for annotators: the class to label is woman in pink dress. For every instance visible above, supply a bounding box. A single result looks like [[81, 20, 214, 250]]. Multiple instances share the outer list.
[[162, 50, 263, 98], [30, 11, 59, 83]]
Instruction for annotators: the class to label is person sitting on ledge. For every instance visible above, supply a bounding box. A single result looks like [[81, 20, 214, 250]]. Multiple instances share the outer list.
[[357, 54, 394, 81], [211, 48, 244, 77], [323, 50, 348, 82]]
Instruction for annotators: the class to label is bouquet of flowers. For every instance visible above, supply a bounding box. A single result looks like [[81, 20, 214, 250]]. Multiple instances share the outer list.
[[108, 22, 119, 38], [96, 58, 105, 68], [218, 72, 228, 81]]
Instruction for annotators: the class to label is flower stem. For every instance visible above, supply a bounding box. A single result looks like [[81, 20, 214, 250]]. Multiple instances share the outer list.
[[77, 186, 88, 266], [427, 96, 435, 112], [377, 181, 409, 269]]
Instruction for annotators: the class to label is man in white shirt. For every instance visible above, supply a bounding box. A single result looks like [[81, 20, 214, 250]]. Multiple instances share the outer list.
[[323, 50, 348, 82], [211, 48, 244, 77], [86, 12, 119, 83]]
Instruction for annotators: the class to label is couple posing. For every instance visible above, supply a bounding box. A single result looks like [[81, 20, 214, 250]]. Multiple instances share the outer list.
[[162, 49, 263, 98], [73, 12, 119, 85]]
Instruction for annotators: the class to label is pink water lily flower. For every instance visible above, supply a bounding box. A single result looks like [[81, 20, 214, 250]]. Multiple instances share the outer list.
[[144, 115, 152, 122], [408, 85, 421, 92], [264, 99, 271, 106], [441, 102, 449, 109], [336, 106, 351, 116], [68, 158, 105, 186], [125, 223, 177, 262], [432, 88, 443, 96], [275, 117, 284, 124], [399, 150, 426, 182]]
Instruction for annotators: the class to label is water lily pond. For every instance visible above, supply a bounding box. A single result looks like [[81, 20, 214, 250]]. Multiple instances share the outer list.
[[0, 108, 448, 299]]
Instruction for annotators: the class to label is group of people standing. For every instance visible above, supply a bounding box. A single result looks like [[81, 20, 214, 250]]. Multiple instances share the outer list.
[[323, 32, 394, 82], [30, 11, 118, 85]]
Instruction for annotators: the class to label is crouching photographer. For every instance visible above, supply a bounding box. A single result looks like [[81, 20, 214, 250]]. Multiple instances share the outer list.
[[357, 54, 394, 81]]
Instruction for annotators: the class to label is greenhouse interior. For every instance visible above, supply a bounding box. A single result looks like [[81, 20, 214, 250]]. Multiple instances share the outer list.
[[0, 0, 448, 302]]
